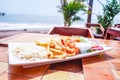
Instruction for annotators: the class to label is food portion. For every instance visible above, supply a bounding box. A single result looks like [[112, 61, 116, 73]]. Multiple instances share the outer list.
[[10, 36, 104, 61], [35, 37, 80, 59], [11, 43, 48, 61], [87, 46, 104, 52]]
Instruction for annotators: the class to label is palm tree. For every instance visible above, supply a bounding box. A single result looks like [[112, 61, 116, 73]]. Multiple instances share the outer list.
[[87, 0, 94, 23], [58, 0, 87, 26]]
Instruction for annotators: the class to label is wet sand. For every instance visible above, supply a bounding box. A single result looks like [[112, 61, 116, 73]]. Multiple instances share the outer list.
[[0, 29, 49, 39]]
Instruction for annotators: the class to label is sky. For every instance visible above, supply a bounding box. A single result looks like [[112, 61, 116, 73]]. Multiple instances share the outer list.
[[0, 0, 62, 16], [0, 0, 119, 23], [0, 0, 104, 16]]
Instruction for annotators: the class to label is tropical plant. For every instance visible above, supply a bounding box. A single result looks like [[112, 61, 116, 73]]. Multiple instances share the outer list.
[[58, 0, 87, 26], [97, 0, 120, 30]]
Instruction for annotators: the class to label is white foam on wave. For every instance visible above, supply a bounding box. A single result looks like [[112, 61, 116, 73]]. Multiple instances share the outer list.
[[0, 22, 85, 31], [0, 22, 55, 30]]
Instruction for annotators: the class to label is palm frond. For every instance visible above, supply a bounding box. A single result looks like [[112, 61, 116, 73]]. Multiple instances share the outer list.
[[58, 0, 87, 26]]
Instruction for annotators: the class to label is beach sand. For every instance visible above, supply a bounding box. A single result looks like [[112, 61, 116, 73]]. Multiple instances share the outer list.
[[0, 29, 49, 39]]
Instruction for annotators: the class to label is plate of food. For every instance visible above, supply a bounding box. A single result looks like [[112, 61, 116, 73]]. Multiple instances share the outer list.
[[8, 37, 112, 67]]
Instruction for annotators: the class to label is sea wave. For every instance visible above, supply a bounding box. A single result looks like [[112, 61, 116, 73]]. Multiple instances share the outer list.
[[0, 22, 85, 31]]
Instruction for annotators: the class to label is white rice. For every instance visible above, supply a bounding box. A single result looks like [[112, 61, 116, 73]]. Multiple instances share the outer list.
[[11, 43, 48, 61]]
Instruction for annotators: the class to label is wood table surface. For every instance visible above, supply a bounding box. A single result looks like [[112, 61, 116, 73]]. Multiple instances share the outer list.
[[0, 33, 120, 80]]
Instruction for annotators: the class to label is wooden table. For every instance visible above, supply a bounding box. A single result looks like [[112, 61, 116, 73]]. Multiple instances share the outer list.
[[0, 33, 120, 80]]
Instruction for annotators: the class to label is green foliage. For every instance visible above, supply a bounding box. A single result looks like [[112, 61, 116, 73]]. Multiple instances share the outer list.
[[58, 0, 87, 26], [97, 0, 120, 29]]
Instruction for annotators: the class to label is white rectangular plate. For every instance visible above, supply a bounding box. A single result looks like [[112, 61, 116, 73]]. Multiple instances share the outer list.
[[8, 43, 112, 67]]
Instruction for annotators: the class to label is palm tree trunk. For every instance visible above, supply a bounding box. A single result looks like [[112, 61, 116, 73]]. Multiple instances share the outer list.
[[87, 0, 94, 23]]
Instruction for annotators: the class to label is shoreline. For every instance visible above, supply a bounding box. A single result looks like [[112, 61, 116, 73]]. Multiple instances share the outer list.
[[0, 23, 85, 30], [0, 29, 49, 39], [0, 22, 85, 39]]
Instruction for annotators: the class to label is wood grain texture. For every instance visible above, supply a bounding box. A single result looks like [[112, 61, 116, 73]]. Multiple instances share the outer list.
[[0, 33, 119, 80]]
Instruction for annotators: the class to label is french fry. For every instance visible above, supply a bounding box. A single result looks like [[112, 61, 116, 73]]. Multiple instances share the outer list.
[[50, 48, 64, 55], [52, 39, 62, 50], [35, 37, 80, 59], [53, 54, 66, 59], [48, 51, 54, 59], [66, 52, 76, 56], [46, 39, 54, 59], [35, 40, 48, 47]]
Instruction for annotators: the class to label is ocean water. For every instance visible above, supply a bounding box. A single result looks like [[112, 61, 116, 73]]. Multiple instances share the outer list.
[[0, 13, 119, 30], [0, 14, 64, 25], [0, 13, 88, 30]]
